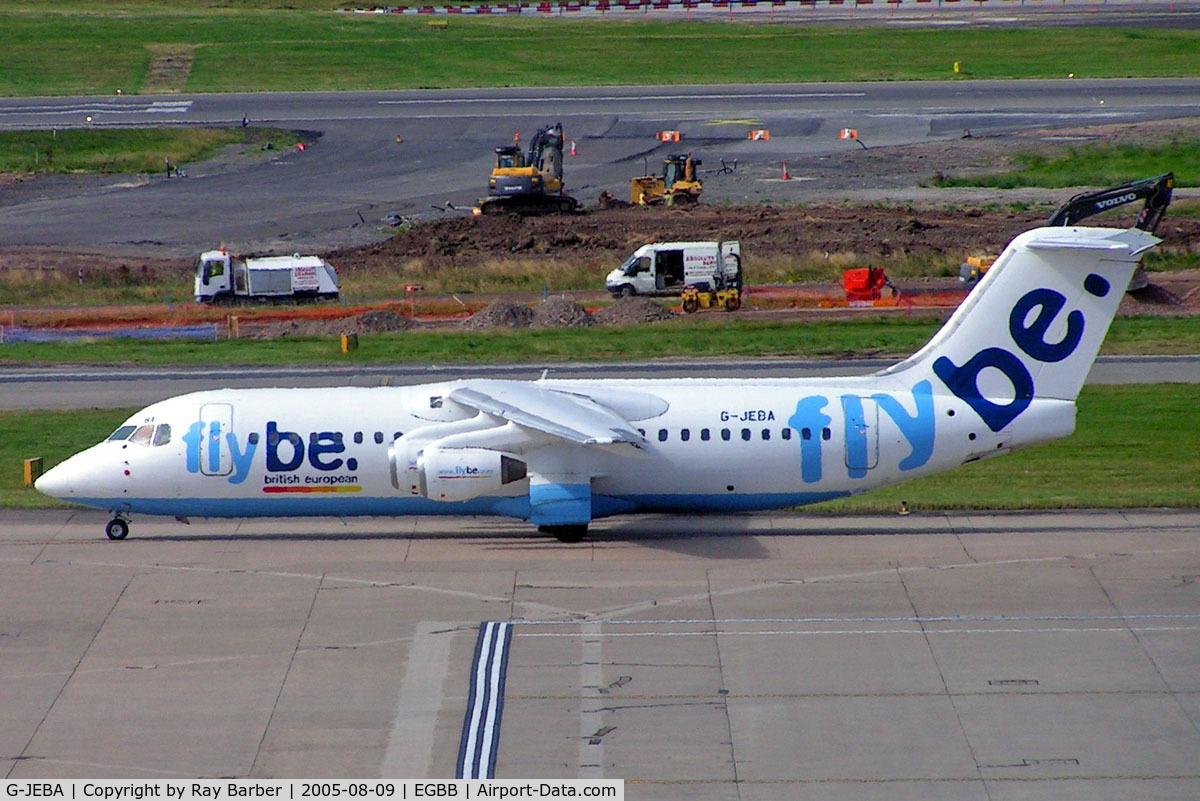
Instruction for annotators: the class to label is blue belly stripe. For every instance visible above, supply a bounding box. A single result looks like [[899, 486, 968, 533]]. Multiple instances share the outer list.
[[64, 490, 849, 520]]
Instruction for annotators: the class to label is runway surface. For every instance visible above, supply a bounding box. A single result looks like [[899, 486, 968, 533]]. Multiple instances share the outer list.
[[1, 354, 1196, 410], [2, 79, 1198, 254], [2, 508, 1197, 797]]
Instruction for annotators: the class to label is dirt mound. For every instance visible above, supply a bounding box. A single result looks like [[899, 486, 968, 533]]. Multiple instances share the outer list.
[[1184, 286, 1200, 311], [532, 297, 594, 328], [250, 309, 412, 338], [460, 300, 533, 330], [593, 297, 677, 326], [355, 309, 413, 333]]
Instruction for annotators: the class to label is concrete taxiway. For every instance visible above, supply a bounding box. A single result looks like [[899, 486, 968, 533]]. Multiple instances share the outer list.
[[2, 509, 1197, 799]]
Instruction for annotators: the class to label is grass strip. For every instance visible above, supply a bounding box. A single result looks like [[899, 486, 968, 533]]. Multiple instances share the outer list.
[[934, 141, 1200, 189], [1, 12, 1197, 96], [0, 127, 298, 175], [2, 315, 1199, 365], [3, 384, 1195, 510]]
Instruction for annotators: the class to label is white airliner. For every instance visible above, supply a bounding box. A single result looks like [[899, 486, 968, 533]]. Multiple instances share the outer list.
[[37, 225, 1156, 542]]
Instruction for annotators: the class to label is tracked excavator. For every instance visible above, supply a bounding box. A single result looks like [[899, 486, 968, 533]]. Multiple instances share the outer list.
[[476, 123, 579, 216], [960, 172, 1174, 290]]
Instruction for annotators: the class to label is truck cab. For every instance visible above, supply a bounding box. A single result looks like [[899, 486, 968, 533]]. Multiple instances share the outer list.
[[606, 241, 741, 297], [195, 250, 233, 302]]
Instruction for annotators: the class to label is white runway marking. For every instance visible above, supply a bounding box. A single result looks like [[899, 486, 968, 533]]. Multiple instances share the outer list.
[[457, 622, 513, 780]]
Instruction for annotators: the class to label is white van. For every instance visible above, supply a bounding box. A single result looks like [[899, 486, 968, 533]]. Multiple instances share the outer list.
[[605, 241, 742, 297]]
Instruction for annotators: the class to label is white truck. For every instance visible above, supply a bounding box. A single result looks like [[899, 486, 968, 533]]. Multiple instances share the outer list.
[[194, 249, 340, 304], [605, 241, 742, 297]]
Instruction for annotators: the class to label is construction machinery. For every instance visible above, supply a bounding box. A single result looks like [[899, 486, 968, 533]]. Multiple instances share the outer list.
[[681, 278, 741, 313], [476, 123, 579, 216], [842, 266, 898, 304], [631, 154, 703, 206], [961, 172, 1174, 290]]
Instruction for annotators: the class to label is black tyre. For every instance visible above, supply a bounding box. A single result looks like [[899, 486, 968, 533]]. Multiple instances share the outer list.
[[682, 297, 699, 314], [619, 285, 635, 298], [105, 518, 129, 540], [725, 294, 741, 312], [539, 524, 588, 544]]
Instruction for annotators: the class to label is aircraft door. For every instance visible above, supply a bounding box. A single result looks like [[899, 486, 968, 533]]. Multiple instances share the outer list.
[[843, 396, 879, 477], [198, 402, 234, 476]]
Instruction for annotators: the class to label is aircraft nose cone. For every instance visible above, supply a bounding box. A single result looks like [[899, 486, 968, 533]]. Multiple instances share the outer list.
[[34, 462, 72, 498]]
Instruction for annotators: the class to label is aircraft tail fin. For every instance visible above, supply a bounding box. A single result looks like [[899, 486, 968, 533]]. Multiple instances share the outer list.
[[881, 226, 1158, 431]]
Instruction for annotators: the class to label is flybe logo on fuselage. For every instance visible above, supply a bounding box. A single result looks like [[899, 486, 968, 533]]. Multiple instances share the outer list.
[[182, 421, 359, 484]]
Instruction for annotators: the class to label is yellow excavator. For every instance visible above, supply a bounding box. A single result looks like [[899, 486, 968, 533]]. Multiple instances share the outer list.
[[631, 154, 703, 206], [476, 123, 579, 215]]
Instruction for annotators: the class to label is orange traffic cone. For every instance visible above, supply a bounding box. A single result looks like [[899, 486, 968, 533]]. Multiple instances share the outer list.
[[781, 161, 790, 180], [570, 140, 577, 156]]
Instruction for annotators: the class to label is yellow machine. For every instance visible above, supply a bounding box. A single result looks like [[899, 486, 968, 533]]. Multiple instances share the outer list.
[[681, 283, 741, 314], [958, 254, 997, 285], [631, 154, 703, 206], [477, 123, 579, 215]]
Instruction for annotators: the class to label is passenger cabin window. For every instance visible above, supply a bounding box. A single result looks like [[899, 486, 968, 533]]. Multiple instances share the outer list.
[[152, 424, 172, 447], [658, 429, 668, 442], [801, 428, 812, 440], [822, 428, 832, 441], [680, 429, 690, 442], [374, 432, 385, 445], [700, 428, 711, 441], [129, 424, 155, 446], [761, 429, 770, 441], [108, 425, 137, 441], [741, 428, 751, 441], [782, 428, 792, 440], [721, 428, 731, 441]]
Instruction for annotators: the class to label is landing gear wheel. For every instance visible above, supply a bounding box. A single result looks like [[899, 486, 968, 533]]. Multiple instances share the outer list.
[[105, 517, 129, 540], [539, 524, 588, 543], [682, 296, 699, 314]]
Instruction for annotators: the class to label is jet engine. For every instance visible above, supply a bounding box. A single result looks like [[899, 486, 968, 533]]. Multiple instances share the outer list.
[[416, 446, 528, 502]]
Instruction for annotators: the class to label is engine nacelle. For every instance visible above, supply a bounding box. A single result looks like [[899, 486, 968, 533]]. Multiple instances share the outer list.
[[416, 446, 527, 502]]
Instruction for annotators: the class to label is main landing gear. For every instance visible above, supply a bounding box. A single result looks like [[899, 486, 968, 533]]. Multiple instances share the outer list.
[[538, 524, 588, 544], [105, 515, 130, 540]]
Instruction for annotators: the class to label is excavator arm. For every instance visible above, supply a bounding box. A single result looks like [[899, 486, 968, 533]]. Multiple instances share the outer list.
[[1046, 172, 1174, 231]]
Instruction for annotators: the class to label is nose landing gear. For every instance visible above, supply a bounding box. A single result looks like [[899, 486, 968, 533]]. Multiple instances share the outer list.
[[105, 516, 130, 540]]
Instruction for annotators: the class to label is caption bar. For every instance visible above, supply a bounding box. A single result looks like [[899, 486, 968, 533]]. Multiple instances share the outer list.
[[2, 782, 623, 801]]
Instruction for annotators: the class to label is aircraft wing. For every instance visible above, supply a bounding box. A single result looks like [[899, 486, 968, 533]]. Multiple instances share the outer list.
[[449, 380, 650, 452]]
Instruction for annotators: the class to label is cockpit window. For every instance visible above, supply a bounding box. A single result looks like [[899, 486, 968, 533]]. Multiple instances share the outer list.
[[108, 425, 137, 441], [152, 423, 172, 447], [129, 424, 155, 446]]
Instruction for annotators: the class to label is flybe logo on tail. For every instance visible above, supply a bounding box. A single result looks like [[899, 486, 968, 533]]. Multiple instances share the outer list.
[[933, 275, 1110, 432], [182, 421, 359, 484]]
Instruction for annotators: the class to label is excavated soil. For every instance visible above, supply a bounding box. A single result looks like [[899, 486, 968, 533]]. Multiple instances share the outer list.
[[461, 300, 534, 330], [593, 297, 678, 326], [330, 204, 1200, 274], [248, 309, 412, 339], [531, 297, 594, 328]]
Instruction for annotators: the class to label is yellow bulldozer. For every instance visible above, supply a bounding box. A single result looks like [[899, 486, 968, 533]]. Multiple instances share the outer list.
[[631, 154, 703, 206]]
